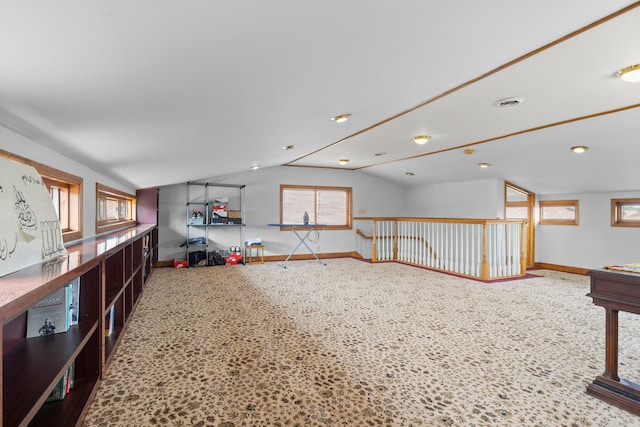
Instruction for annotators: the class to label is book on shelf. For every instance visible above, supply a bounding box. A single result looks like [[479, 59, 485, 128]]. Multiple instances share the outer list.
[[66, 361, 75, 394], [68, 277, 80, 326], [143, 234, 150, 257], [44, 362, 75, 403], [26, 285, 70, 338], [45, 370, 68, 402], [105, 304, 115, 337]]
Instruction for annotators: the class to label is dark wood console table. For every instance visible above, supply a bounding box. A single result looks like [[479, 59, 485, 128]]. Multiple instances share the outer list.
[[587, 268, 640, 415]]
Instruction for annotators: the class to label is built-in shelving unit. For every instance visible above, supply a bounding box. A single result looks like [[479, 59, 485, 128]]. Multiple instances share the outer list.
[[1, 224, 158, 427], [185, 182, 245, 266]]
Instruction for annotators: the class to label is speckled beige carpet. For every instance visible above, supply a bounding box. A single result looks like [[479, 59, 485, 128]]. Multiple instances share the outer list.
[[83, 259, 640, 426]]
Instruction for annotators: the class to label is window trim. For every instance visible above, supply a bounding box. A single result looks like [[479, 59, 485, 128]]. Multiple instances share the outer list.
[[505, 201, 529, 219], [280, 184, 352, 231], [96, 183, 136, 234], [44, 178, 71, 231], [1, 149, 83, 242], [539, 199, 579, 225], [611, 198, 640, 227]]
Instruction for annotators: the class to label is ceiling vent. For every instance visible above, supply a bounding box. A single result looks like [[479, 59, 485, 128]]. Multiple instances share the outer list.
[[494, 97, 524, 107]]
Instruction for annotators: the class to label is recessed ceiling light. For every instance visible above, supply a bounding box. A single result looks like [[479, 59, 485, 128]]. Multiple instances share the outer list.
[[283, 145, 296, 151], [616, 64, 640, 83], [405, 172, 414, 176], [570, 145, 589, 153], [250, 164, 260, 170], [478, 162, 490, 168], [331, 114, 351, 123], [338, 159, 349, 165], [412, 135, 431, 145], [494, 97, 524, 107]]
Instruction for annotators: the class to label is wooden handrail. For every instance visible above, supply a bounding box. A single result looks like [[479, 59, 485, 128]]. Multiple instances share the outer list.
[[355, 229, 439, 262], [356, 217, 526, 280], [363, 216, 525, 224], [355, 229, 372, 240], [397, 235, 439, 261]]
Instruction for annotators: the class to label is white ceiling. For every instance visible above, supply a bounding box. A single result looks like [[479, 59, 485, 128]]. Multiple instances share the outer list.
[[1, 1, 639, 194]]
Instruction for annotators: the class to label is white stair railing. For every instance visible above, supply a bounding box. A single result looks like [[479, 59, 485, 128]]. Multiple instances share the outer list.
[[355, 217, 526, 280]]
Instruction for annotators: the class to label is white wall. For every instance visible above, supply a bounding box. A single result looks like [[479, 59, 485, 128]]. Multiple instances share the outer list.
[[0, 125, 136, 242], [400, 179, 640, 269], [158, 166, 405, 261], [536, 191, 640, 269], [5, 121, 636, 271], [403, 178, 505, 218]]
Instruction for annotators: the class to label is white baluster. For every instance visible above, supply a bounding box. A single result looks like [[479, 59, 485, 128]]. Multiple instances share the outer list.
[[420, 222, 427, 265], [399, 221, 404, 262], [411, 221, 416, 264], [465, 224, 470, 276]]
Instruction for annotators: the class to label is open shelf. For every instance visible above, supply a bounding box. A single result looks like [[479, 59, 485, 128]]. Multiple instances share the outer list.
[[3, 322, 99, 427], [104, 292, 125, 363], [30, 373, 100, 427], [105, 251, 124, 307], [185, 181, 246, 266], [1, 224, 158, 427]]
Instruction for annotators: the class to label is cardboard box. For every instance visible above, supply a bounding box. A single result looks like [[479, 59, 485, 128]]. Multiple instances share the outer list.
[[174, 259, 188, 268], [213, 202, 228, 218], [228, 210, 241, 218], [226, 251, 242, 265]]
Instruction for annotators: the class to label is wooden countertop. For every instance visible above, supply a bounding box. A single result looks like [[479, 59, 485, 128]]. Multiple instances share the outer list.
[[0, 224, 155, 323]]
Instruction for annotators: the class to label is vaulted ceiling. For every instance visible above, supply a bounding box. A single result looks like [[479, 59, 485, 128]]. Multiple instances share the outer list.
[[1, 1, 639, 194]]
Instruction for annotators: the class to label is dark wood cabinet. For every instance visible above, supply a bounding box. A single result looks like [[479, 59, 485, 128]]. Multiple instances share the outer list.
[[136, 187, 159, 226], [1, 224, 157, 427], [587, 268, 640, 415], [137, 187, 159, 270]]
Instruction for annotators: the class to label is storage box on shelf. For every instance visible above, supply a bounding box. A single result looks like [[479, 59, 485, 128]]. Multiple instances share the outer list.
[[1, 224, 158, 427]]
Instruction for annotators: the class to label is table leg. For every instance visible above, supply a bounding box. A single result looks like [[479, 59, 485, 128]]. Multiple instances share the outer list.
[[604, 308, 620, 381], [279, 228, 326, 268], [585, 306, 640, 415], [280, 231, 308, 267], [293, 229, 325, 266]]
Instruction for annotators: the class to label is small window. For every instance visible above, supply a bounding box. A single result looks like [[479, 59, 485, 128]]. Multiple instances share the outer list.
[[96, 183, 136, 234], [45, 179, 71, 231], [539, 200, 578, 225], [1, 149, 83, 243], [611, 198, 640, 227], [280, 184, 352, 230], [506, 202, 528, 220]]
